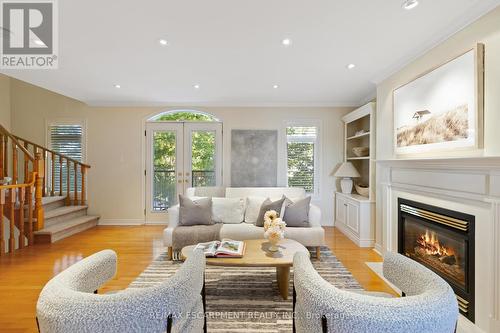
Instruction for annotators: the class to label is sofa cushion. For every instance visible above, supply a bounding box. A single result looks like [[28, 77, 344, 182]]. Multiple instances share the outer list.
[[244, 196, 268, 223], [283, 196, 311, 227], [256, 196, 286, 227], [212, 197, 245, 224], [179, 195, 213, 226], [220, 223, 265, 240]]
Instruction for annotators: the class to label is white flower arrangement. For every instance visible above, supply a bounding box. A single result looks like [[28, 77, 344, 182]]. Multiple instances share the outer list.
[[263, 210, 286, 247]]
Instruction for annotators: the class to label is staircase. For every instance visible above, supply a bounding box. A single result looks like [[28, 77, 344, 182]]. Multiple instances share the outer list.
[[0, 125, 99, 254], [33, 196, 99, 243]]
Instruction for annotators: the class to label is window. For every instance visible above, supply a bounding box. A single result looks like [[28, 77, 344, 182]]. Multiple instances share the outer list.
[[48, 123, 84, 192], [286, 125, 318, 194], [148, 110, 219, 122]]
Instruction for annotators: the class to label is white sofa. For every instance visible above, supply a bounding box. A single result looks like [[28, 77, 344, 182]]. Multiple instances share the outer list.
[[163, 187, 325, 258]]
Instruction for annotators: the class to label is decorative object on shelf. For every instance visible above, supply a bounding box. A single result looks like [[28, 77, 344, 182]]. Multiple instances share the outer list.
[[0, 177, 12, 185], [352, 146, 369, 157], [355, 183, 370, 197], [263, 210, 286, 252], [333, 162, 360, 194], [355, 130, 366, 136], [394, 44, 484, 155]]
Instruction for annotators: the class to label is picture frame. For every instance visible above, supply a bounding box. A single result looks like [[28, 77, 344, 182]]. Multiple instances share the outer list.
[[393, 43, 484, 156]]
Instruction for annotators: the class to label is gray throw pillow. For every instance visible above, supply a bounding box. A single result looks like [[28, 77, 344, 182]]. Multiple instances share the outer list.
[[256, 196, 286, 227], [179, 195, 213, 226], [283, 196, 311, 227]]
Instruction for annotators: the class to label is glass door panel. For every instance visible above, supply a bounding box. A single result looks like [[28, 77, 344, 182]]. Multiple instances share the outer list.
[[183, 123, 222, 191], [153, 131, 177, 210], [191, 130, 216, 187], [146, 123, 183, 222]]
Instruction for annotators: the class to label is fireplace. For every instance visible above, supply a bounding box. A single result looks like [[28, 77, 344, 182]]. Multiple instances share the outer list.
[[398, 198, 475, 322]]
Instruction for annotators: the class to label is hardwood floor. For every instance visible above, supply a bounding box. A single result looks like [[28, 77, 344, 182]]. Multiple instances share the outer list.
[[0, 225, 394, 333]]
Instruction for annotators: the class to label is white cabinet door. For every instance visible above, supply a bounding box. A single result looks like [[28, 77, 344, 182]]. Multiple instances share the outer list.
[[346, 202, 359, 233], [336, 196, 346, 224]]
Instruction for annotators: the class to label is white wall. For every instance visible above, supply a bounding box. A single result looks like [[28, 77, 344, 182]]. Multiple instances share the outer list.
[[9, 78, 351, 225]]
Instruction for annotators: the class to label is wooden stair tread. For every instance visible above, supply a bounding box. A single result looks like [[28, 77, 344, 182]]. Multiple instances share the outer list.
[[34, 215, 99, 234], [41, 196, 66, 205], [44, 205, 88, 219]]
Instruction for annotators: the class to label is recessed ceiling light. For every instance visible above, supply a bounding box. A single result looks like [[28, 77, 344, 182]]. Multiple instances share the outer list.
[[193, 84, 200, 89], [402, 0, 419, 10], [114, 84, 121, 89], [273, 84, 279, 89], [346, 63, 356, 69], [282, 38, 292, 46], [158, 39, 168, 46]]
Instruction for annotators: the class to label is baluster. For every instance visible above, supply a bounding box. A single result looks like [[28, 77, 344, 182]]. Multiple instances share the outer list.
[[42, 149, 46, 197], [3, 136, 8, 178], [12, 142, 18, 184], [74, 163, 78, 205], [66, 159, 70, 205], [9, 188, 15, 252], [81, 166, 86, 205], [0, 135, 4, 179], [27, 181, 33, 245], [34, 152, 45, 230], [18, 187, 25, 249], [24, 142, 29, 184], [59, 155, 63, 196], [0, 189, 4, 255], [51, 151, 55, 196]]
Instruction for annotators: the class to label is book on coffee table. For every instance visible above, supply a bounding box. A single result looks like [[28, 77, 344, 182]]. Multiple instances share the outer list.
[[195, 239, 246, 258]]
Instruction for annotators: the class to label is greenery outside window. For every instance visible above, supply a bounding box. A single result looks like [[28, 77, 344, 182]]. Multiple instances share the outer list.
[[286, 125, 318, 194]]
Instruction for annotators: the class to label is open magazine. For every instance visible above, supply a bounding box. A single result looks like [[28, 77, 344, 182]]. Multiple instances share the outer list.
[[195, 239, 246, 258]]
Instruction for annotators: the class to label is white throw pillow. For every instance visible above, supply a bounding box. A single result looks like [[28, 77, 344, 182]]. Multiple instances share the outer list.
[[244, 196, 268, 223], [212, 197, 245, 224]]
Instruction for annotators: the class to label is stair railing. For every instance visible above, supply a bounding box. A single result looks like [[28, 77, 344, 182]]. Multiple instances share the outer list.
[[0, 125, 91, 254], [0, 124, 45, 255], [11, 135, 91, 206]]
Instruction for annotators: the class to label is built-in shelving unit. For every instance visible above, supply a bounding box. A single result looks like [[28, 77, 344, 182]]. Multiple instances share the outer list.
[[342, 102, 375, 199], [334, 102, 376, 248]]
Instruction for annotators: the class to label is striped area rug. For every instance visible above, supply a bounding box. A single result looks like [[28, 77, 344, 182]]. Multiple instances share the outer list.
[[128, 246, 362, 332]]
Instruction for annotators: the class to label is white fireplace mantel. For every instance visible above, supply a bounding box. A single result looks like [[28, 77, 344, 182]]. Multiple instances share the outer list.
[[376, 156, 500, 333]]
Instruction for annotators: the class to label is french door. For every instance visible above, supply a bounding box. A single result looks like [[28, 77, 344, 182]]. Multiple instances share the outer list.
[[145, 122, 222, 221]]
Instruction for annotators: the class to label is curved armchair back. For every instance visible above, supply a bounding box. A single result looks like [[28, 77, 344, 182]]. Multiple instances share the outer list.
[[293, 252, 458, 333], [37, 249, 206, 333]]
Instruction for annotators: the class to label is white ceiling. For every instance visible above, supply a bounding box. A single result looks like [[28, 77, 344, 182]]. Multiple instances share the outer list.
[[2, 0, 500, 107]]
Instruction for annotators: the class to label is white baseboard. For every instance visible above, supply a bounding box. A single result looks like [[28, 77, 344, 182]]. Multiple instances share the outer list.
[[98, 219, 144, 226], [145, 220, 168, 225], [374, 243, 383, 256]]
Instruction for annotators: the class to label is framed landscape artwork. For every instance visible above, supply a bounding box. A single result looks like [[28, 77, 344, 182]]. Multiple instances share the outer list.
[[393, 44, 484, 155]]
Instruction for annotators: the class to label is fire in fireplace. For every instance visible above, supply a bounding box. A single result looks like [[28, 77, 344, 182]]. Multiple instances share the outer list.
[[398, 198, 475, 322]]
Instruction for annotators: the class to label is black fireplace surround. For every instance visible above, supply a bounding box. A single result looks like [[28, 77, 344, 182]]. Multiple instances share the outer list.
[[398, 198, 475, 322]]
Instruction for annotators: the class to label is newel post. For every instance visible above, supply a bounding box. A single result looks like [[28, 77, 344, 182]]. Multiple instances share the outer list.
[[34, 152, 45, 230]]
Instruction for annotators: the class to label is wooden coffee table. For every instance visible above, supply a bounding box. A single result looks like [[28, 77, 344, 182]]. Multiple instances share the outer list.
[[181, 239, 309, 299]]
